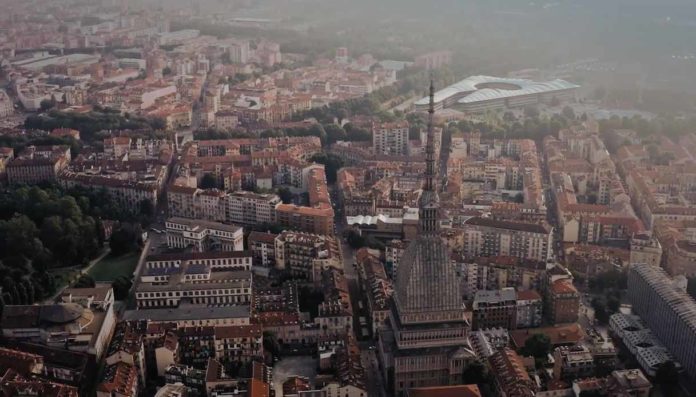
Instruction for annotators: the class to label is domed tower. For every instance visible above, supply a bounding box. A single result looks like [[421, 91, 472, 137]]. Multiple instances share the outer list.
[[379, 81, 473, 397]]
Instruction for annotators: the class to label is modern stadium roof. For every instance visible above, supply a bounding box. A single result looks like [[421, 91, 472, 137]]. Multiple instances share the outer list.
[[415, 75, 580, 106]]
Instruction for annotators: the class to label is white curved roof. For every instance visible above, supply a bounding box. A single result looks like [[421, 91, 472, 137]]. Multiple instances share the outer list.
[[415, 75, 579, 106]]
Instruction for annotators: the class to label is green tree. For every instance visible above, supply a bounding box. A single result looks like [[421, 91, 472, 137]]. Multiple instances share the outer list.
[[346, 229, 366, 249], [523, 105, 540, 119], [519, 334, 551, 359], [277, 187, 294, 204], [310, 153, 344, 184], [40, 99, 55, 112], [200, 174, 218, 189], [110, 223, 142, 256], [324, 124, 347, 145], [561, 106, 576, 120], [462, 360, 491, 385], [73, 274, 96, 288], [591, 297, 610, 325], [687, 277, 696, 300], [111, 276, 133, 300], [655, 361, 680, 395]]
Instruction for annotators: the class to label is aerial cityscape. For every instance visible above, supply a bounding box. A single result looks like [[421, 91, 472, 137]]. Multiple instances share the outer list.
[[1, 0, 696, 396]]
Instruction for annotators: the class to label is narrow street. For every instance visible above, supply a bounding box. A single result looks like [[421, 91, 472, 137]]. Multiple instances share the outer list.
[[331, 186, 386, 397]]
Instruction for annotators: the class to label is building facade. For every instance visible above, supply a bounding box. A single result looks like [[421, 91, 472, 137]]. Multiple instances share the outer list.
[[462, 217, 552, 262], [373, 121, 409, 156], [627, 263, 696, 379], [165, 217, 243, 252]]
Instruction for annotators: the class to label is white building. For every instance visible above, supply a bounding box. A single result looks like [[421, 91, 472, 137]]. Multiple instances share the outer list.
[[414, 75, 579, 113], [165, 217, 243, 252], [226, 191, 280, 226]]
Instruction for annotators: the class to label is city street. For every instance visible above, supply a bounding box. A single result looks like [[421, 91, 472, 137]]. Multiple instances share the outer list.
[[360, 347, 386, 397]]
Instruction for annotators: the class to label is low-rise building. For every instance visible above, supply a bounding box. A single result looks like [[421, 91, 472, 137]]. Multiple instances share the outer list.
[[553, 345, 595, 382], [605, 369, 651, 397], [610, 313, 680, 377], [1, 286, 116, 359], [104, 321, 147, 384], [488, 348, 537, 397], [123, 305, 251, 328], [165, 217, 244, 252], [96, 362, 139, 397], [407, 385, 481, 397], [469, 328, 510, 359], [135, 259, 252, 308], [0, 344, 90, 395], [356, 249, 393, 334]]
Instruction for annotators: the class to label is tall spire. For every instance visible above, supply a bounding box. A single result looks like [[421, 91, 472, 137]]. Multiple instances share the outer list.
[[424, 78, 436, 192], [418, 79, 440, 234]]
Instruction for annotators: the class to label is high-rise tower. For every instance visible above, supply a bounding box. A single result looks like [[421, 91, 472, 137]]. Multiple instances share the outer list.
[[378, 81, 473, 397]]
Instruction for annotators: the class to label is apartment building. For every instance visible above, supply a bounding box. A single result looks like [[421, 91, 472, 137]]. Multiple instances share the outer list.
[[6, 145, 70, 184], [213, 324, 263, 364], [385, 239, 407, 280], [275, 231, 341, 281], [472, 288, 518, 330], [248, 231, 278, 268], [226, 191, 280, 226], [553, 345, 595, 382], [373, 121, 409, 156], [356, 248, 393, 334], [627, 263, 696, 379], [515, 290, 543, 328], [459, 255, 549, 300], [167, 188, 280, 226], [462, 217, 552, 262], [165, 217, 243, 252], [629, 233, 662, 266], [275, 204, 334, 236], [546, 278, 580, 325]]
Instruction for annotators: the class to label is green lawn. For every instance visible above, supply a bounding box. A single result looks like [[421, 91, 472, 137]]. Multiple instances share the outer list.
[[50, 268, 81, 292], [88, 252, 139, 281]]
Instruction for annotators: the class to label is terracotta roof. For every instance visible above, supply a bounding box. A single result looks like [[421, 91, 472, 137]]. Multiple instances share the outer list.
[[516, 290, 542, 301], [510, 323, 584, 348], [248, 231, 278, 244], [408, 384, 481, 397], [551, 279, 578, 295]]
